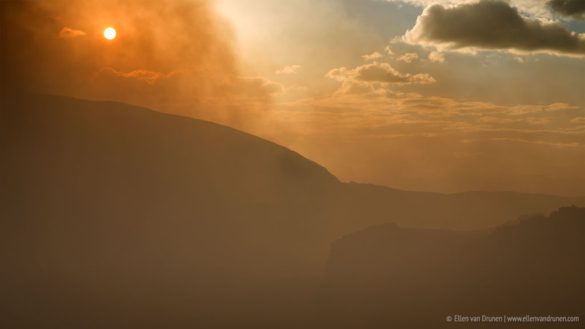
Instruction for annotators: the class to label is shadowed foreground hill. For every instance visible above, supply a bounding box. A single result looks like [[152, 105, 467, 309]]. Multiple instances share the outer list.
[[3, 93, 343, 273], [325, 206, 585, 328], [2, 93, 342, 328], [2, 94, 584, 328]]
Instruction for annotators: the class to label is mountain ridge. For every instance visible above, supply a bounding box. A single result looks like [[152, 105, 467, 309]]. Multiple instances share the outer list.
[[324, 206, 585, 326], [3, 93, 584, 239], [2, 93, 585, 328], [10, 93, 582, 199]]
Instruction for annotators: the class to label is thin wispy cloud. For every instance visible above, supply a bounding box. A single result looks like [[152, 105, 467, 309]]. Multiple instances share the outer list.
[[58, 27, 86, 38], [275, 65, 301, 75]]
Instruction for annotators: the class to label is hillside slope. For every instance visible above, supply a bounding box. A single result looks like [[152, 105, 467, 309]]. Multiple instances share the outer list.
[[2, 93, 584, 328], [2, 93, 344, 328], [2, 93, 584, 276], [2, 93, 340, 279]]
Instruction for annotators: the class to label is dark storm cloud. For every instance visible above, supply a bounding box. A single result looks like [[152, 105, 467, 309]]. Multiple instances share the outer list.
[[548, 0, 585, 19], [405, 0, 585, 55]]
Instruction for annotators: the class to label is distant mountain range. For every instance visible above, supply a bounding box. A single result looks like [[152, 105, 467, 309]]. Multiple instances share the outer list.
[[325, 206, 585, 328], [2, 93, 583, 328]]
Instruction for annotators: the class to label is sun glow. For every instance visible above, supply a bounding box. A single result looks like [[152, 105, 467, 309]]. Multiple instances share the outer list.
[[103, 27, 117, 40]]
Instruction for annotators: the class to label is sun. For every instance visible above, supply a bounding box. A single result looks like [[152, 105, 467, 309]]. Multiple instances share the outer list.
[[103, 27, 117, 40]]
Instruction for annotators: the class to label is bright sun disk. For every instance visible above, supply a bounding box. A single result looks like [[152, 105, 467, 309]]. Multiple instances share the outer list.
[[103, 27, 117, 40]]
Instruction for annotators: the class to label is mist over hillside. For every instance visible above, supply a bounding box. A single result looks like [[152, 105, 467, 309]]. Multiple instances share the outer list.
[[325, 206, 585, 328], [2, 94, 584, 328]]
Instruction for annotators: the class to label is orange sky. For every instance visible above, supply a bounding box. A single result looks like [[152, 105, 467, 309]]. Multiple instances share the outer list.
[[2, 0, 584, 195]]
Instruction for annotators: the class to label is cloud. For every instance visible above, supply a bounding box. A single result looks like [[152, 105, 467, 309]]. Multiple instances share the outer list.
[[397, 52, 420, 63], [362, 51, 384, 61], [276, 84, 585, 195], [295, 84, 585, 149], [58, 27, 86, 38], [385, 0, 558, 19], [548, 0, 585, 19], [327, 62, 435, 85], [514, 56, 525, 63], [428, 51, 445, 63], [275, 65, 301, 75], [99, 68, 177, 85], [238, 77, 284, 96], [404, 0, 585, 56]]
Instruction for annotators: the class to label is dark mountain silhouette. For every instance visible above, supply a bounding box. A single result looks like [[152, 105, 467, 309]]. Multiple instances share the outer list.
[[2, 93, 584, 328], [325, 206, 585, 328], [2, 93, 342, 328], [333, 183, 584, 231]]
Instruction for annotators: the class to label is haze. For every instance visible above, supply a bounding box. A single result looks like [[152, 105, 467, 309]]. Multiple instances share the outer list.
[[2, 0, 583, 195], [2, 1, 585, 328]]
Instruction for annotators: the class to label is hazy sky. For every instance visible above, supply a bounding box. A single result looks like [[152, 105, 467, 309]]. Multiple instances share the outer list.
[[216, 0, 585, 196], [2, 0, 584, 195]]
